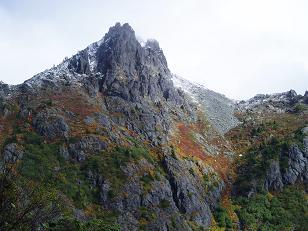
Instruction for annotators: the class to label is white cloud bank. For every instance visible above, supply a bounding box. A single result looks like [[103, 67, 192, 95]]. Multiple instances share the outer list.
[[0, 0, 307, 99]]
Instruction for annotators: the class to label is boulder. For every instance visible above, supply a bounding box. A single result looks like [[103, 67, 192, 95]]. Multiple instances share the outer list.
[[2, 143, 24, 163], [68, 135, 107, 162], [33, 109, 69, 139]]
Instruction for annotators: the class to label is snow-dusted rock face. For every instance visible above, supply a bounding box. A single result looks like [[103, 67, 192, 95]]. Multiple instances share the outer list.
[[236, 90, 306, 113], [171, 75, 239, 134], [22, 38, 105, 91]]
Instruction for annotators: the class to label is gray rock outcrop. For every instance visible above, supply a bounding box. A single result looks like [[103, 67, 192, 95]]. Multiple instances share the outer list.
[[236, 133, 308, 196], [237, 89, 307, 113], [33, 109, 69, 139], [59, 135, 107, 162], [281, 144, 308, 184], [2, 143, 24, 163], [263, 160, 284, 191]]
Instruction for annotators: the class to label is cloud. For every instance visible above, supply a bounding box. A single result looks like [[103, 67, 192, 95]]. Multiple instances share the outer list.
[[0, 0, 307, 99]]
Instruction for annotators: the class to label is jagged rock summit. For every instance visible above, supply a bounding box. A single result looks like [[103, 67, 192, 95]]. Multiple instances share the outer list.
[[9, 23, 197, 146], [23, 23, 179, 103]]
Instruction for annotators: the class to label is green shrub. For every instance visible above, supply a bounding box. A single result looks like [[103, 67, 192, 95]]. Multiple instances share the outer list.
[[0, 171, 61, 231], [68, 136, 79, 144], [250, 124, 265, 137], [202, 173, 220, 192], [293, 103, 306, 113], [139, 206, 157, 222], [214, 205, 232, 228], [24, 131, 43, 145], [3, 135, 18, 146], [15, 140, 155, 226], [140, 173, 157, 192], [159, 199, 170, 209], [140, 174, 155, 185]]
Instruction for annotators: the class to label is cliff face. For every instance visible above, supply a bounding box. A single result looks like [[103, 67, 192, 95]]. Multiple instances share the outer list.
[[0, 23, 307, 231]]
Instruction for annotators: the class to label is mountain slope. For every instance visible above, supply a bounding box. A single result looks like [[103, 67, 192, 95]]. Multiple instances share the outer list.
[[0, 23, 230, 231], [0, 23, 307, 231]]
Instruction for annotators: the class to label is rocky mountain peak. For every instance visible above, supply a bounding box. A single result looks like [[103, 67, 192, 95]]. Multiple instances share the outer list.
[[96, 22, 144, 77], [88, 23, 168, 79], [19, 23, 194, 144], [23, 23, 172, 100], [105, 22, 136, 41], [89, 23, 179, 104]]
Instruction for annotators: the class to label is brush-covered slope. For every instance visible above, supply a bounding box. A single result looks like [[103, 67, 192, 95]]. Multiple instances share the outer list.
[[223, 91, 308, 231]]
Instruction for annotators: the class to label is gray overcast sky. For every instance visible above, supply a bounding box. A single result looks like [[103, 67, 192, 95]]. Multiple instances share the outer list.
[[0, 0, 307, 99]]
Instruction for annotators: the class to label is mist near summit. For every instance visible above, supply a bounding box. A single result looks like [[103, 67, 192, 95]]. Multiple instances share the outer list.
[[0, 0, 307, 99]]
